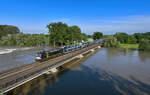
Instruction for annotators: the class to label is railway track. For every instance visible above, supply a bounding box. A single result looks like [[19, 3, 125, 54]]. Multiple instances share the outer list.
[[0, 43, 101, 93]]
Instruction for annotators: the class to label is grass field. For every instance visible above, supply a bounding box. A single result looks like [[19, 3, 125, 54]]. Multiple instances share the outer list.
[[120, 44, 139, 49]]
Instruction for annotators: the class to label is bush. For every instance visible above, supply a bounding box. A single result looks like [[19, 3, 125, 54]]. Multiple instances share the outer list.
[[104, 37, 120, 48], [139, 39, 150, 51]]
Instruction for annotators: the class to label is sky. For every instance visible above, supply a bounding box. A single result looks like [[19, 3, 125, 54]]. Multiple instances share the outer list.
[[0, 0, 150, 35]]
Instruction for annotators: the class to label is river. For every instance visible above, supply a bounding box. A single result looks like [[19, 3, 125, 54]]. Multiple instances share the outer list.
[[4, 48, 150, 95], [0, 47, 52, 72]]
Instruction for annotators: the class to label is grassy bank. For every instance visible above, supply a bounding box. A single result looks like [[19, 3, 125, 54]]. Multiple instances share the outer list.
[[120, 44, 139, 49]]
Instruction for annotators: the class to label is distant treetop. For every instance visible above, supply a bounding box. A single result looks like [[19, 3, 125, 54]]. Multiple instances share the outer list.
[[93, 32, 103, 40], [0, 25, 20, 38]]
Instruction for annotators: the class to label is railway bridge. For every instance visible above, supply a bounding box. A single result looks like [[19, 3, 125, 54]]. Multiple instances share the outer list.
[[0, 39, 106, 94]]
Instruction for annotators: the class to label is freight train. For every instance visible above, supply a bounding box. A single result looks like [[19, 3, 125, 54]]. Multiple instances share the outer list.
[[35, 39, 102, 62]]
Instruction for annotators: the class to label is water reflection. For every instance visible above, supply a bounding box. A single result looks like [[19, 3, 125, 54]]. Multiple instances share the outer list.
[[138, 51, 150, 63], [81, 66, 150, 95], [5, 60, 82, 95], [105, 48, 136, 59], [6, 73, 60, 95]]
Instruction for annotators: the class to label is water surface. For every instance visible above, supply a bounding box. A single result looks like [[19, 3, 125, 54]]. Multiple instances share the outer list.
[[0, 47, 52, 72], [6, 48, 150, 95]]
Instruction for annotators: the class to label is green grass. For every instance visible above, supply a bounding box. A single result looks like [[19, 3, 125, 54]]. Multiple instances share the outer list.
[[120, 44, 139, 49]]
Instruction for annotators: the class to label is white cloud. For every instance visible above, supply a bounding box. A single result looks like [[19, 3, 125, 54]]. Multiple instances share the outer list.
[[81, 15, 150, 35]]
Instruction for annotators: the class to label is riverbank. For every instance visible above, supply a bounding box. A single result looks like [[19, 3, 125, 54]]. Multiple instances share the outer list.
[[0, 47, 33, 55], [120, 44, 139, 49]]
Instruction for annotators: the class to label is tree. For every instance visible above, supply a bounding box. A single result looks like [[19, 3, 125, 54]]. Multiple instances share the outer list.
[[139, 39, 150, 51], [81, 33, 88, 41], [47, 22, 68, 47], [134, 32, 150, 43], [87, 35, 93, 38], [67, 25, 82, 43], [93, 32, 103, 40], [115, 32, 129, 44], [47, 22, 86, 47], [104, 37, 120, 48], [0, 25, 20, 39], [128, 35, 137, 44]]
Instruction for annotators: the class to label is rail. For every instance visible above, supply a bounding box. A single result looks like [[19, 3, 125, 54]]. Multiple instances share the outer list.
[[0, 41, 104, 94]]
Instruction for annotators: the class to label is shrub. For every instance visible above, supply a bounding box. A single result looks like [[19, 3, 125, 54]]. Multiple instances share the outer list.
[[104, 37, 120, 48], [139, 39, 150, 51]]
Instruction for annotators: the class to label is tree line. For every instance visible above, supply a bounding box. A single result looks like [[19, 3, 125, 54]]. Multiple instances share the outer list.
[[0, 23, 103, 47], [0, 33, 49, 47], [104, 32, 150, 51], [1, 23, 150, 51], [0, 25, 49, 47]]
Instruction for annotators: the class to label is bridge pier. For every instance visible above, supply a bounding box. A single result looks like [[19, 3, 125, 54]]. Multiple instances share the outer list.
[[76, 54, 83, 58], [49, 68, 58, 73], [98, 46, 101, 48], [46, 71, 51, 74], [90, 49, 95, 52]]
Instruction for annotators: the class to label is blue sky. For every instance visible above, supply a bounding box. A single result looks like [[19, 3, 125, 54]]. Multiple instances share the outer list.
[[0, 0, 150, 35]]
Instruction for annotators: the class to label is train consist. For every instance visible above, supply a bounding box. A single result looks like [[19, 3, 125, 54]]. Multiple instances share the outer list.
[[35, 39, 103, 61]]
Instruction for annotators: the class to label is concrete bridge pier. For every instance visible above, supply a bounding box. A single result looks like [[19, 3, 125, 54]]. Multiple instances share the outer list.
[[98, 46, 101, 48], [46, 71, 51, 74], [90, 49, 95, 52], [77, 54, 84, 58], [49, 68, 58, 73]]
